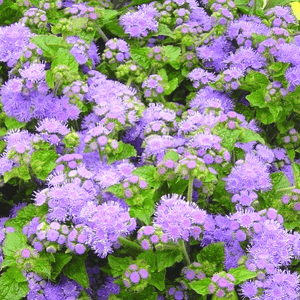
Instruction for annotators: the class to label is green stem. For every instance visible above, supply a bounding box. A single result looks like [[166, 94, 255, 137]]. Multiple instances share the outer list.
[[179, 239, 190, 265], [197, 28, 215, 47], [292, 31, 300, 36], [126, 77, 133, 87], [253, 0, 257, 15], [187, 176, 194, 202], [277, 186, 295, 193], [96, 25, 108, 42], [118, 236, 144, 252]]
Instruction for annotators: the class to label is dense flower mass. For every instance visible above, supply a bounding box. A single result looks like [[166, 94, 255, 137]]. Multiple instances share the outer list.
[[1, 0, 300, 300]]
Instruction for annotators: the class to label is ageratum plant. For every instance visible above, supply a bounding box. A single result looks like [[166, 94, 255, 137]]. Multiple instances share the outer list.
[[1, 0, 300, 299]]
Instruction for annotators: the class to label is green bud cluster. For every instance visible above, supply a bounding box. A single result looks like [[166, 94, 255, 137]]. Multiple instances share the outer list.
[[51, 64, 81, 92], [122, 260, 151, 293], [175, 154, 209, 181], [116, 61, 147, 84]]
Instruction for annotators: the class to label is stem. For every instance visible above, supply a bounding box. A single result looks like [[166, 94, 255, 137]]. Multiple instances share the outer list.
[[197, 28, 215, 47], [253, 0, 257, 15], [53, 80, 62, 96], [292, 31, 300, 36], [277, 186, 295, 193], [179, 239, 190, 265], [187, 176, 194, 202], [126, 77, 133, 87], [118, 236, 144, 252], [96, 25, 108, 42]]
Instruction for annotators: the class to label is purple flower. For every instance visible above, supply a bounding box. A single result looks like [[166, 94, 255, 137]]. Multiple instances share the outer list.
[[119, 4, 159, 38], [153, 194, 207, 242]]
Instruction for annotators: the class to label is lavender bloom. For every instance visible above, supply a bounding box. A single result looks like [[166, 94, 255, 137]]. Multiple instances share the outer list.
[[223, 47, 267, 72], [262, 270, 300, 300], [46, 178, 96, 222], [187, 68, 218, 89], [225, 153, 272, 194], [96, 276, 121, 300], [153, 194, 207, 242], [0, 23, 34, 67], [189, 86, 233, 113], [285, 66, 300, 88], [226, 17, 270, 47], [80, 201, 136, 257], [196, 36, 235, 72], [119, 4, 160, 38], [26, 273, 82, 300], [274, 42, 300, 66]]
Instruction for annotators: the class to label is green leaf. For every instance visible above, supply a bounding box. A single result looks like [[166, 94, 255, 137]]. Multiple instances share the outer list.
[[157, 69, 168, 82], [107, 255, 131, 277], [240, 71, 269, 92], [137, 251, 156, 270], [164, 45, 181, 69], [100, 9, 120, 25], [239, 129, 265, 144], [213, 127, 242, 151], [164, 150, 179, 161], [156, 249, 183, 272], [30, 149, 58, 180], [148, 269, 166, 291], [269, 105, 282, 122], [3, 232, 27, 256], [4, 117, 26, 130], [132, 165, 160, 189], [0, 267, 29, 300], [63, 254, 89, 288], [4, 204, 47, 231], [51, 253, 72, 280], [264, 0, 295, 10], [255, 107, 275, 125], [105, 184, 124, 198], [268, 62, 290, 78], [4, 165, 31, 183], [46, 70, 54, 89], [32, 258, 52, 278], [284, 221, 299, 231], [246, 89, 267, 108], [189, 278, 211, 296], [31, 35, 67, 58], [52, 48, 78, 72], [165, 78, 179, 95], [197, 242, 225, 272], [287, 148, 295, 162], [107, 142, 137, 164], [130, 48, 151, 69], [229, 266, 257, 285], [131, 0, 154, 5], [129, 189, 155, 224], [168, 178, 188, 194], [151, 24, 175, 40], [1, 257, 17, 269], [105, 21, 126, 38]]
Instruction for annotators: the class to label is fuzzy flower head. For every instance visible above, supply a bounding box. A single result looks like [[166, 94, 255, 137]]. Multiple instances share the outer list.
[[81, 201, 136, 258], [0, 23, 34, 67], [153, 194, 207, 242], [225, 153, 272, 194], [119, 4, 159, 38], [187, 68, 218, 89]]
